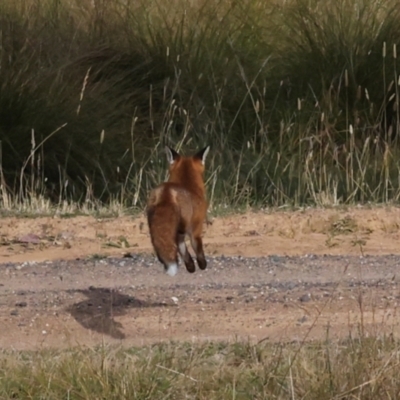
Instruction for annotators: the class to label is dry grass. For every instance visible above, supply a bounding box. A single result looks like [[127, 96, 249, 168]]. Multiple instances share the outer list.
[[0, 336, 399, 399]]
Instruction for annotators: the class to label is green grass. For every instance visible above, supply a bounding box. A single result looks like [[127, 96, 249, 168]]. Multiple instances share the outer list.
[[1, 337, 399, 399], [2, 0, 400, 212]]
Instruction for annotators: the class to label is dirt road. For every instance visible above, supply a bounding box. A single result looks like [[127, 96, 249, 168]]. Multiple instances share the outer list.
[[1, 207, 400, 350]]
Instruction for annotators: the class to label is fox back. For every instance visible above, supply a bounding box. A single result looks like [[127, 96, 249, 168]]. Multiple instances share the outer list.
[[146, 146, 210, 276]]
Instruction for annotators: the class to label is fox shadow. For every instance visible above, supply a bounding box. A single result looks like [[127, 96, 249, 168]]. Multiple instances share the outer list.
[[66, 286, 169, 339]]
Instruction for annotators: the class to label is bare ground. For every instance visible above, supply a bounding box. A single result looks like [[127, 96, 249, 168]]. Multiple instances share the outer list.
[[1, 206, 400, 350]]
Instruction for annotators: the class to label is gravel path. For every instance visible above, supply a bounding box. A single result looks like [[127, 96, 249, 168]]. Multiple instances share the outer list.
[[1, 254, 399, 350]]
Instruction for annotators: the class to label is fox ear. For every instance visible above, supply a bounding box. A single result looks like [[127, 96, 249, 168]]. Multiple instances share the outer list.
[[194, 146, 210, 165], [165, 146, 180, 164]]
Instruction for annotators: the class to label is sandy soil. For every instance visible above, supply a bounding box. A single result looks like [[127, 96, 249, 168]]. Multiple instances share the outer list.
[[1, 206, 400, 350]]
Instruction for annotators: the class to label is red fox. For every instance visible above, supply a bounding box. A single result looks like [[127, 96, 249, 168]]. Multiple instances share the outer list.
[[146, 145, 210, 276]]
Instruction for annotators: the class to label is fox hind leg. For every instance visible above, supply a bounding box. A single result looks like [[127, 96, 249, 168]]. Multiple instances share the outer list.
[[190, 234, 207, 270], [177, 233, 196, 273]]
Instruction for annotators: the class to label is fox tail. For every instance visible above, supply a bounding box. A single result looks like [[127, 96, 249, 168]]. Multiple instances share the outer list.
[[147, 204, 180, 276]]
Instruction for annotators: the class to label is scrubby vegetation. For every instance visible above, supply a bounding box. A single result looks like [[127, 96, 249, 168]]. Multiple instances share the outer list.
[[2, 0, 400, 210]]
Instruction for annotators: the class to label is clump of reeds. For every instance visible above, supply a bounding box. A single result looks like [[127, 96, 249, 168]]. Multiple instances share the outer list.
[[1, 0, 400, 213]]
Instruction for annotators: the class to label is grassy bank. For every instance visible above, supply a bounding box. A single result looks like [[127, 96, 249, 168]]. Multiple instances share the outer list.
[[2, 0, 400, 210], [0, 337, 399, 399]]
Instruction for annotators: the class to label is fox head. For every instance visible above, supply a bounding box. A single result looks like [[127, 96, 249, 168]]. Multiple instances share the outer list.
[[165, 146, 210, 183], [164, 146, 210, 193]]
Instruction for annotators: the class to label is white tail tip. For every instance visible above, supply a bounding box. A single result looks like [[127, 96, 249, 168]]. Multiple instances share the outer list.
[[166, 263, 178, 277]]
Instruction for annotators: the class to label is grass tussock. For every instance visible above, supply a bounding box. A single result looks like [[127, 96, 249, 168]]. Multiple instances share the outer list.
[[1, 338, 400, 399], [2, 0, 400, 212]]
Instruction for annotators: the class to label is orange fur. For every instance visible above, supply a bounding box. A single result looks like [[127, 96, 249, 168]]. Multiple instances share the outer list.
[[146, 146, 210, 276]]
